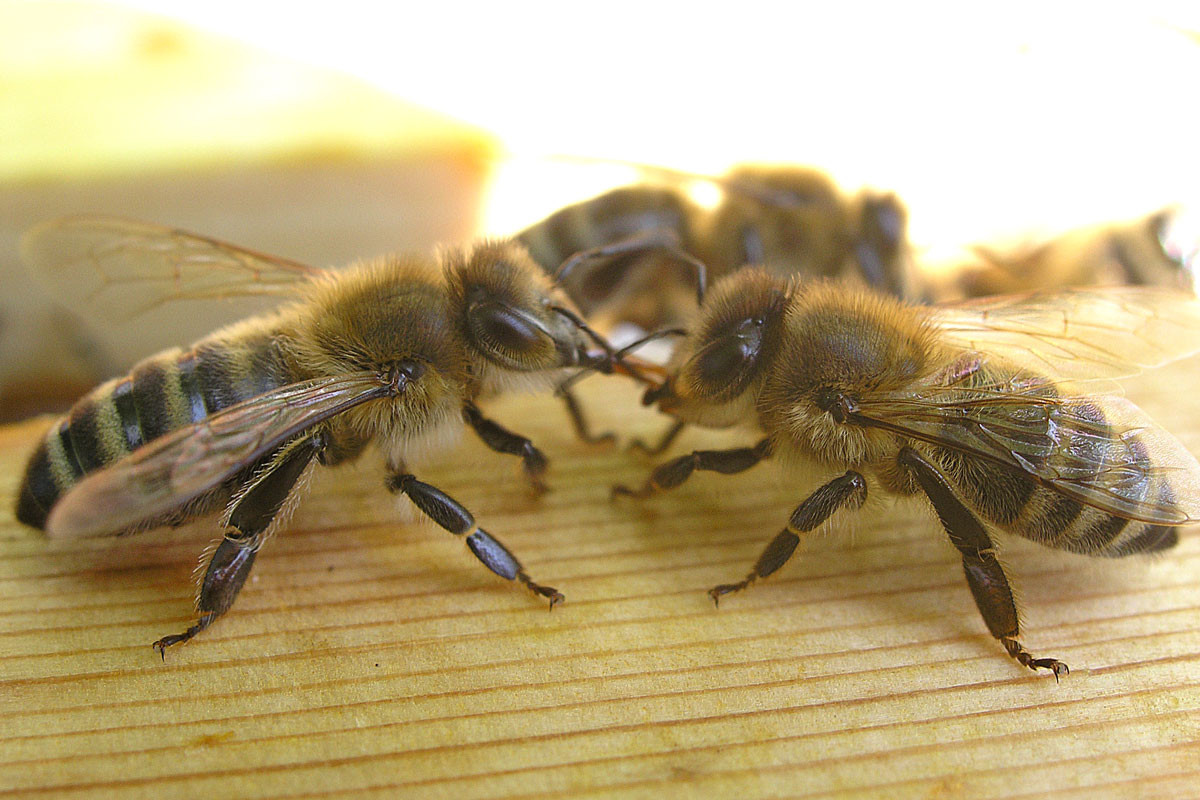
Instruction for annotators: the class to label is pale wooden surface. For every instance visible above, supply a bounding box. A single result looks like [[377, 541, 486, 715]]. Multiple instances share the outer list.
[[1, 369, 1200, 799]]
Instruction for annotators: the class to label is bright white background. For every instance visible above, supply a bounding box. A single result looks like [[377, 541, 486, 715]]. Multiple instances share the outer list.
[[109, 2, 1200, 250]]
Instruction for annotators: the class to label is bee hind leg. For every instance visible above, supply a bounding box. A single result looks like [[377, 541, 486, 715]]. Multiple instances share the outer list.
[[153, 435, 321, 658], [152, 540, 256, 657], [388, 471, 563, 608], [897, 447, 1069, 680], [710, 470, 866, 604]]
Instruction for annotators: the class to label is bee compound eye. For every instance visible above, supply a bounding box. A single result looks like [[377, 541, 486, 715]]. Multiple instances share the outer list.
[[696, 335, 753, 385], [467, 300, 551, 362]]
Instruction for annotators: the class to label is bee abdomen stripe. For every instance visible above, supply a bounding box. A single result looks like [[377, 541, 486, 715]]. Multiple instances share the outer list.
[[14, 439, 58, 528], [195, 338, 286, 414], [1101, 479, 1181, 556], [1109, 523, 1178, 556], [1026, 492, 1086, 548], [131, 355, 186, 442], [1067, 510, 1130, 554], [111, 376, 143, 451], [176, 351, 209, 422], [67, 388, 128, 472], [55, 419, 84, 479]]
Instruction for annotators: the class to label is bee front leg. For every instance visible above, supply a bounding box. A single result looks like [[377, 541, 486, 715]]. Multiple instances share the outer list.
[[153, 435, 322, 658], [463, 404, 550, 493], [557, 385, 617, 446], [628, 419, 687, 457], [710, 470, 867, 604], [387, 471, 563, 608], [612, 438, 772, 498], [897, 447, 1069, 680]]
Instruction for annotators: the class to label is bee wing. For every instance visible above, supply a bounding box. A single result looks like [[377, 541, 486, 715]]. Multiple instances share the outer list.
[[857, 385, 1200, 525], [45, 372, 389, 539], [21, 216, 323, 323], [931, 287, 1200, 381]]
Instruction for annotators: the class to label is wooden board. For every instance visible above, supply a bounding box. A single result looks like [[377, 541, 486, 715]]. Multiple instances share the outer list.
[[2, 372, 1200, 799]]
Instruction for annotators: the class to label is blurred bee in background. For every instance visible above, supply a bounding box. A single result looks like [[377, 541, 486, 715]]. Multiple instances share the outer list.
[[518, 161, 1200, 327], [928, 207, 1200, 301], [617, 267, 1200, 677], [15, 217, 653, 655], [516, 163, 914, 332]]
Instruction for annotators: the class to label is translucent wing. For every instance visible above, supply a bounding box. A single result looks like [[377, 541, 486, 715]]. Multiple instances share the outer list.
[[45, 372, 390, 539], [21, 216, 323, 323], [856, 377, 1200, 525], [931, 287, 1200, 381]]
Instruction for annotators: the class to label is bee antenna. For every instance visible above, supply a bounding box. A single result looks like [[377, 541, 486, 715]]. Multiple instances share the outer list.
[[552, 235, 707, 307], [555, 320, 685, 395], [550, 305, 614, 354]]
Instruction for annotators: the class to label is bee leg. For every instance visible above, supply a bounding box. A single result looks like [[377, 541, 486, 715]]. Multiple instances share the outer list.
[[463, 403, 550, 493], [898, 448, 1069, 680], [152, 435, 322, 657], [629, 419, 687, 457], [557, 384, 617, 446], [612, 438, 772, 498], [710, 470, 867, 604], [557, 228, 707, 304], [387, 472, 564, 608], [152, 539, 256, 658]]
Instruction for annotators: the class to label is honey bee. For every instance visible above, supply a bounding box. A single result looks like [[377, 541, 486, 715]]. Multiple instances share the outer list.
[[516, 164, 913, 330], [617, 268, 1200, 677], [14, 217, 649, 655], [931, 208, 1200, 301]]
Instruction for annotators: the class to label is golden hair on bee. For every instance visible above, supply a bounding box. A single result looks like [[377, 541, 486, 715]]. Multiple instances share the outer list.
[[623, 267, 1200, 679], [14, 217, 642, 656], [760, 281, 942, 466]]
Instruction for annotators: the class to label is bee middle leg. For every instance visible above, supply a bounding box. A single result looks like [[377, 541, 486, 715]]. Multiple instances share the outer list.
[[463, 403, 550, 493], [612, 438, 772, 498], [710, 470, 867, 604], [387, 471, 563, 607], [897, 447, 1069, 680], [152, 435, 322, 657]]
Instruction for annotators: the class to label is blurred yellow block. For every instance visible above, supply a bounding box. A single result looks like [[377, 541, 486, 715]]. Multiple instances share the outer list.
[[0, 1, 496, 419]]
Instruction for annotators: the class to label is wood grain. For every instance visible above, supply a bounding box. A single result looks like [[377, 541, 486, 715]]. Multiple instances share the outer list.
[[2, 373, 1200, 799]]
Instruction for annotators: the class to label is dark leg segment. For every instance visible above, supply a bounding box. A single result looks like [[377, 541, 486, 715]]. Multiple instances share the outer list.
[[152, 540, 257, 657], [613, 438, 772, 498], [557, 385, 617, 446], [710, 470, 867, 603], [153, 435, 322, 657], [898, 447, 1068, 680], [463, 404, 549, 493], [388, 472, 563, 607], [629, 419, 687, 457], [555, 229, 708, 305]]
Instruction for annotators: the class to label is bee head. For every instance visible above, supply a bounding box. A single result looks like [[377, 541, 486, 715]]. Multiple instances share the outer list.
[[446, 240, 596, 374], [653, 268, 789, 427]]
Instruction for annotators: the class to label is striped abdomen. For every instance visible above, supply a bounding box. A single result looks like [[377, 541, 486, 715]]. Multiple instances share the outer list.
[[933, 395, 1180, 558], [16, 323, 293, 531]]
